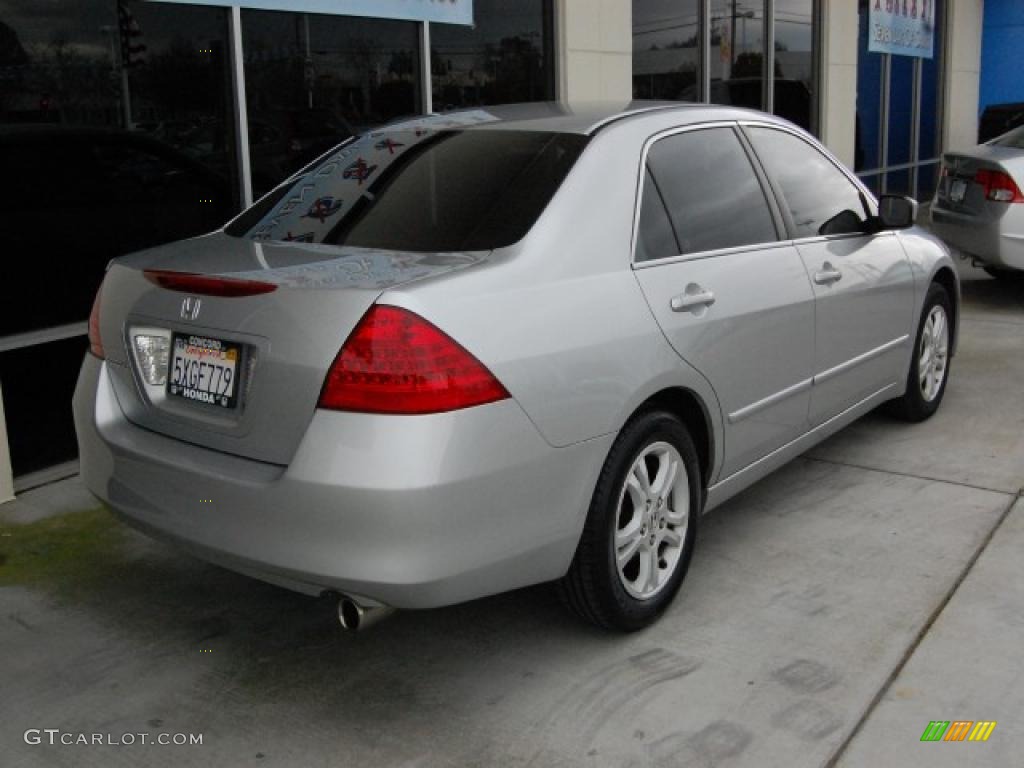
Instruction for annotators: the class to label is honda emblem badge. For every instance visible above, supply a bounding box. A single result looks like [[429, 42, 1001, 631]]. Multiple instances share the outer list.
[[181, 296, 202, 321]]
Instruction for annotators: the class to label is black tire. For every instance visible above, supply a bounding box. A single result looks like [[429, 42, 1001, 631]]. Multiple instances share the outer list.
[[983, 266, 1024, 282], [887, 282, 953, 422], [559, 410, 702, 631]]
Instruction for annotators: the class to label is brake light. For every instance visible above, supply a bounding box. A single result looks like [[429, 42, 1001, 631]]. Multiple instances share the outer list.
[[143, 269, 278, 297], [88, 286, 104, 359], [318, 305, 509, 414], [974, 169, 1024, 203]]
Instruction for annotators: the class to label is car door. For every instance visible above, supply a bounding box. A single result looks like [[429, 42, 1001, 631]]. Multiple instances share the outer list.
[[631, 125, 817, 479], [745, 125, 916, 426]]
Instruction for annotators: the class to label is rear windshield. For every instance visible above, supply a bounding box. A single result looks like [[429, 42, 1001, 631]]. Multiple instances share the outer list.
[[226, 128, 589, 251], [990, 126, 1024, 149]]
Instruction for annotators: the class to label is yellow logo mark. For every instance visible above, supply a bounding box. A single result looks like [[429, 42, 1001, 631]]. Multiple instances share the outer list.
[[969, 721, 997, 742]]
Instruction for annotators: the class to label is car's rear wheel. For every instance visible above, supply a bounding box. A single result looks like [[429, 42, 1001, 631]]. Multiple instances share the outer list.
[[560, 410, 701, 631], [888, 282, 952, 422]]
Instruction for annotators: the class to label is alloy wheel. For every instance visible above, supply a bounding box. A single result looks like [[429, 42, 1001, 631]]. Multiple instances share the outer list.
[[918, 304, 949, 402], [614, 442, 690, 600]]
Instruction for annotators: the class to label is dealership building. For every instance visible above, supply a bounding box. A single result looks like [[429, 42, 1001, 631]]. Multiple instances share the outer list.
[[0, 0, 1005, 499]]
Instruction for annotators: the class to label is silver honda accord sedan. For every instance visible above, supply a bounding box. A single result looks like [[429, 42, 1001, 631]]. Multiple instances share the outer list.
[[74, 102, 959, 631], [931, 124, 1024, 279]]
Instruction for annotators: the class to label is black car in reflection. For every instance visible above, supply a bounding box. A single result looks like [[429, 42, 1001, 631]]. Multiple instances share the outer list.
[[155, 109, 358, 197], [0, 125, 233, 337]]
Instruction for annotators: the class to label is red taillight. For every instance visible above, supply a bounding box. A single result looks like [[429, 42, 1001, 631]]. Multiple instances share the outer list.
[[318, 306, 510, 415], [974, 168, 1024, 203], [143, 269, 278, 297], [88, 286, 104, 359]]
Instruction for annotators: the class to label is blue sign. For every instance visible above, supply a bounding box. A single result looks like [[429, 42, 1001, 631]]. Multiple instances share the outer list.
[[867, 0, 935, 59], [149, 0, 473, 26]]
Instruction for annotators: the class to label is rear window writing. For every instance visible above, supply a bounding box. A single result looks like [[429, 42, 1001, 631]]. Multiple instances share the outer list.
[[226, 128, 589, 252]]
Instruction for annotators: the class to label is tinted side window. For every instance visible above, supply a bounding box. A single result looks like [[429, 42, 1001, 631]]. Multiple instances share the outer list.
[[748, 127, 869, 238], [646, 127, 778, 255], [636, 168, 679, 262]]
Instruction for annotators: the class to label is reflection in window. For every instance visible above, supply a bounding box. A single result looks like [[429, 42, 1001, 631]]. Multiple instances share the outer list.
[[0, 0, 236, 335], [636, 169, 681, 261], [242, 10, 421, 197], [774, 0, 815, 131], [709, 0, 766, 111], [632, 0, 700, 101], [855, 4, 883, 173], [429, 0, 553, 112], [648, 128, 778, 254], [0, 0, 237, 475], [749, 127, 868, 238]]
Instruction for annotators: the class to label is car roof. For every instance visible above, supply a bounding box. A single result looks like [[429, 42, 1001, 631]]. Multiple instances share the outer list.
[[411, 100, 787, 136]]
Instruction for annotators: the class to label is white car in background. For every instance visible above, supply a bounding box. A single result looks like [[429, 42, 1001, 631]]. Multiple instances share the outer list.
[[931, 125, 1024, 279]]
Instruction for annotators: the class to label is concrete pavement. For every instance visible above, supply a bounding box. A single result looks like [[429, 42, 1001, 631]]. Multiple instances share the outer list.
[[837, 498, 1024, 767], [1, 264, 1021, 767]]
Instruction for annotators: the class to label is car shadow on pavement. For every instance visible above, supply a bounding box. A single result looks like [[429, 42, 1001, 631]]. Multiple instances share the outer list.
[[958, 271, 1024, 316]]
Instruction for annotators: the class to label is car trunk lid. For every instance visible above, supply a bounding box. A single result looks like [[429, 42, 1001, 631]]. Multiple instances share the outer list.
[[937, 147, 1024, 215], [97, 232, 486, 465]]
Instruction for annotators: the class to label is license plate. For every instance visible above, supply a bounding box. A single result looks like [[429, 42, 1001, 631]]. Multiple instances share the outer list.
[[167, 334, 241, 409], [950, 178, 967, 203]]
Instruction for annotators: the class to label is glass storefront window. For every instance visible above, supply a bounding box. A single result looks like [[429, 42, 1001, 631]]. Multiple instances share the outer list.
[[635, 1, 818, 130], [242, 10, 421, 198], [885, 53, 914, 196], [632, 0, 700, 101], [0, 0, 236, 476], [855, 6, 883, 173], [128, 1, 240, 213], [887, 54, 914, 169], [429, 0, 554, 112], [855, 0, 944, 200], [0, 1, 236, 335], [774, 0, 816, 131], [917, 0, 944, 199], [709, 0, 766, 111]]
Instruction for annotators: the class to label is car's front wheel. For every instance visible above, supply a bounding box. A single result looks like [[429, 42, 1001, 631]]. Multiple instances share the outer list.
[[888, 282, 952, 422], [560, 410, 702, 631]]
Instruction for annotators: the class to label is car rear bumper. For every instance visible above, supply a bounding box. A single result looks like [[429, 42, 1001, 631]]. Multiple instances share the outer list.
[[73, 354, 611, 609], [930, 202, 1024, 269]]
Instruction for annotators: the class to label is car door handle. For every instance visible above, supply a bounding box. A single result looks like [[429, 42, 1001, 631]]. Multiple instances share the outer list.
[[670, 287, 716, 312], [813, 263, 843, 285]]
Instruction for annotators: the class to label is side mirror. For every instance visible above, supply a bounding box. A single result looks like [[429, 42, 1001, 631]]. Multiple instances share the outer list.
[[877, 194, 917, 229]]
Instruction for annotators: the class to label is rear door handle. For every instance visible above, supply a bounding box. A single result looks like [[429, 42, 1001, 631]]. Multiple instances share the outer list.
[[670, 287, 716, 312], [813, 262, 843, 285]]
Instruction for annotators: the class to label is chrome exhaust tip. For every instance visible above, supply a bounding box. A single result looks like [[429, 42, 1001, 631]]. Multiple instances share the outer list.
[[336, 595, 395, 632]]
